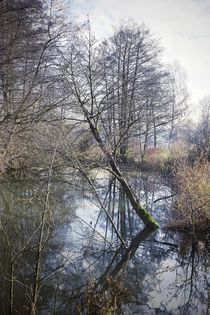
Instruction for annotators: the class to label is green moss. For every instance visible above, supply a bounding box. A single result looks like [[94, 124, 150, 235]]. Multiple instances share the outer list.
[[138, 206, 160, 229]]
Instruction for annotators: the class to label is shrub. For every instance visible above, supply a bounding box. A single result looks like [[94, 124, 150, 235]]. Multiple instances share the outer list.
[[142, 147, 172, 170], [169, 141, 189, 163], [174, 159, 210, 227]]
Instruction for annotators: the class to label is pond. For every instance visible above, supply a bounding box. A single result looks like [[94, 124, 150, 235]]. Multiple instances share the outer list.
[[0, 169, 209, 315]]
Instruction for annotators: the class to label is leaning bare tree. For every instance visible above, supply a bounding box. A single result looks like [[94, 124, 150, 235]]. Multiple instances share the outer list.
[[61, 21, 164, 229]]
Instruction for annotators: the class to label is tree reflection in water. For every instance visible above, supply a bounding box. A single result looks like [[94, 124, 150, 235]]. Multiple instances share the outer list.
[[0, 172, 209, 314]]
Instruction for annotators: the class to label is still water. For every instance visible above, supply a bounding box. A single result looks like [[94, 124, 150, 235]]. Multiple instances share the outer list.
[[0, 169, 209, 314]]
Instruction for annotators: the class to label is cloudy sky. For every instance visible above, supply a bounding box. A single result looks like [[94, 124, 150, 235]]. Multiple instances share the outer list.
[[71, 0, 210, 115]]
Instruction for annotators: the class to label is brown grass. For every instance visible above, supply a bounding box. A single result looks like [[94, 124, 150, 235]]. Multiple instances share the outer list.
[[174, 159, 210, 227]]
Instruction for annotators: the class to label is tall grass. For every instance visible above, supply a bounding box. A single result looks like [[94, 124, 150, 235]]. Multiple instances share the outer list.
[[174, 159, 210, 227], [141, 142, 189, 171]]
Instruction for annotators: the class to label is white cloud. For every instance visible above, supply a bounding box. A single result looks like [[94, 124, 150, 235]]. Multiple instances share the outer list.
[[72, 0, 210, 107]]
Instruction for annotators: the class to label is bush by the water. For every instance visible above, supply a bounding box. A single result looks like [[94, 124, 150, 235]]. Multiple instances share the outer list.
[[174, 159, 210, 227], [141, 142, 189, 171]]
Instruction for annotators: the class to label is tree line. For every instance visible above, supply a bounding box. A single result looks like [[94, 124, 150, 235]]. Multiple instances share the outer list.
[[0, 0, 188, 169]]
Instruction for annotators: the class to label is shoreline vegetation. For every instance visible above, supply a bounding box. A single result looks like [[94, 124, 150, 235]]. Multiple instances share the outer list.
[[1, 139, 210, 234]]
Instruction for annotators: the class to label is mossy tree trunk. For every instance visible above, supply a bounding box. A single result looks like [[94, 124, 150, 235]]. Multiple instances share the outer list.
[[83, 107, 159, 230]]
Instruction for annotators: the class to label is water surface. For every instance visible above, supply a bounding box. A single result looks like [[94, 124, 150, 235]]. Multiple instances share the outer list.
[[0, 170, 209, 314]]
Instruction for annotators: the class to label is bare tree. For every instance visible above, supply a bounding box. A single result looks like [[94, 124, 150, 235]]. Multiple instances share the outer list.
[[99, 22, 171, 161], [191, 96, 210, 160], [0, 0, 70, 174], [166, 62, 188, 147]]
